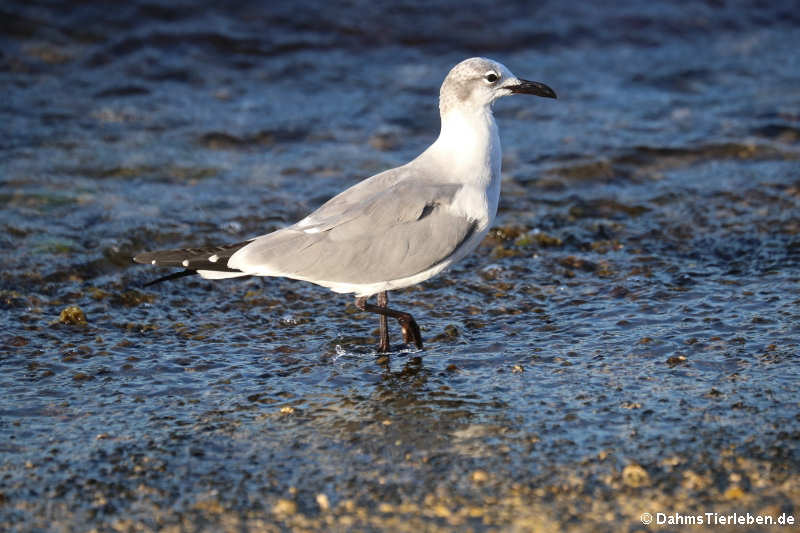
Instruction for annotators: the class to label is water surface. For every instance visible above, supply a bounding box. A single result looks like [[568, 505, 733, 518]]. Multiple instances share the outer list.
[[1, 1, 799, 531]]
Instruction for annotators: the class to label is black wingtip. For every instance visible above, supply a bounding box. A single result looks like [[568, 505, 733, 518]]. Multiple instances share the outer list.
[[143, 269, 197, 287]]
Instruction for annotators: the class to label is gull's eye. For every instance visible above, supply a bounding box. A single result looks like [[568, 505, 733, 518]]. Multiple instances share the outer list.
[[485, 72, 499, 83]]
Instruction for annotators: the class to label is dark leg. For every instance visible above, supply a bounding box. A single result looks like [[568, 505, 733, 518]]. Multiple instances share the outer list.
[[377, 291, 390, 353], [355, 292, 424, 352]]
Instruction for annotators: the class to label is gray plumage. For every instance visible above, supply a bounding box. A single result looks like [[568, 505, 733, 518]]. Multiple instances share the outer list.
[[132, 57, 556, 351], [231, 173, 474, 285]]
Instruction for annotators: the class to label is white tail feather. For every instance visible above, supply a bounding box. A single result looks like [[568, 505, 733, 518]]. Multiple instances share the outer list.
[[197, 270, 248, 280]]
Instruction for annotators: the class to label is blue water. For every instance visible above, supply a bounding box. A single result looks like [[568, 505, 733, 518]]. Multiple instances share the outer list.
[[1, 1, 799, 530]]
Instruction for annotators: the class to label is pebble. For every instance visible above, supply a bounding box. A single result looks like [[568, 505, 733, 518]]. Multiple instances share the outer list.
[[316, 493, 330, 511], [622, 464, 650, 487], [272, 498, 297, 515], [471, 469, 489, 483]]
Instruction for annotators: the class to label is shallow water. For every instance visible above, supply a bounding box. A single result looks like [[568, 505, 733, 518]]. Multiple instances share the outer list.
[[2, 1, 799, 531]]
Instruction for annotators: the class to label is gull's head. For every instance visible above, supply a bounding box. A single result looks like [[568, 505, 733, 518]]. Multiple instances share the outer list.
[[439, 57, 556, 115]]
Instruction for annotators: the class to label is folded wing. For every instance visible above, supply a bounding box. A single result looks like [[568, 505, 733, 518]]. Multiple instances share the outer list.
[[229, 180, 477, 285]]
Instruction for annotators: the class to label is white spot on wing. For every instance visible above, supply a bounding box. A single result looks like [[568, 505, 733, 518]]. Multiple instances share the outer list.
[[209, 254, 219, 263], [151, 260, 156, 265], [182, 260, 189, 267]]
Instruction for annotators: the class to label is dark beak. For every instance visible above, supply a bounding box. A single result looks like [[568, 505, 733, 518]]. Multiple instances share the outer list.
[[507, 79, 557, 99]]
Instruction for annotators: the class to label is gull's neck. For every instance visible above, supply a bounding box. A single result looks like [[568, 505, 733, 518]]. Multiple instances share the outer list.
[[422, 104, 502, 189]]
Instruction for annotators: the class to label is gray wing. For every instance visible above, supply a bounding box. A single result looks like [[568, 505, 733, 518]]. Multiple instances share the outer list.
[[229, 179, 478, 284], [292, 165, 411, 233]]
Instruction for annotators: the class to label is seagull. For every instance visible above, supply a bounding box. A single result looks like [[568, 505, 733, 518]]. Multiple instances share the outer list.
[[133, 57, 556, 353]]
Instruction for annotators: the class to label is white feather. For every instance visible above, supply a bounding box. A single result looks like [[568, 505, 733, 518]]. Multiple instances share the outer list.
[[197, 270, 247, 280]]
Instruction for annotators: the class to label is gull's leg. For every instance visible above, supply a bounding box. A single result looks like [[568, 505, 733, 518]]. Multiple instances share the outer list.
[[355, 293, 424, 351], [377, 291, 390, 353]]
